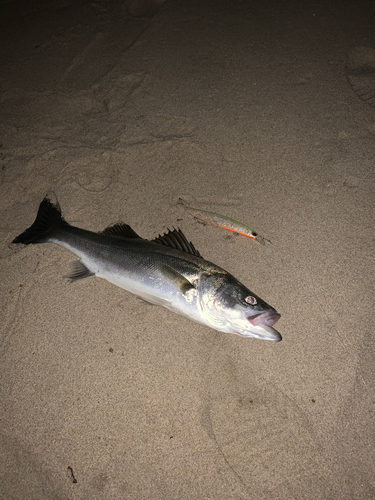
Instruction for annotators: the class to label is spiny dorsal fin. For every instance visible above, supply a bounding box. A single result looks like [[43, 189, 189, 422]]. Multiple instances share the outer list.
[[101, 223, 141, 239], [151, 228, 202, 258]]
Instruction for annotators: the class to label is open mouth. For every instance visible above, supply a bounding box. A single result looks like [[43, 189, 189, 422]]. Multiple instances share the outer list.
[[247, 309, 281, 328], [229, 309, 282, 341], [244, 309, 282, 341]]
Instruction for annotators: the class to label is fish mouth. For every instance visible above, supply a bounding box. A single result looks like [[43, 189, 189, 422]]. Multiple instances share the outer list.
[[248, 324, 282, 342], [247, 310, 281, 328], [246, 310, 282, 342]]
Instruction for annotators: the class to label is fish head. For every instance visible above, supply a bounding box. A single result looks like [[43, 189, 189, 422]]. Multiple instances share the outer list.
[[198, 271, 281, 341]]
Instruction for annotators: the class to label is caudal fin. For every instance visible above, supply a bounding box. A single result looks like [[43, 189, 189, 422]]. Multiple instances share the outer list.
[[13, 197, 66, 245]]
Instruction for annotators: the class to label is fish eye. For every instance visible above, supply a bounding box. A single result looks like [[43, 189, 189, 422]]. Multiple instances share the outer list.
[[245, 295, 257, 305]]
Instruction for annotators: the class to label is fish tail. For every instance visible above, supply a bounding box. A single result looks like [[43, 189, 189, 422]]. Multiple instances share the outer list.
[[13, 197, 67, 245]]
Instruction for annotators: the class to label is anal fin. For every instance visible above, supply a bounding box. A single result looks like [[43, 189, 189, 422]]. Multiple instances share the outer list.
[[64, 260, 95, 281]]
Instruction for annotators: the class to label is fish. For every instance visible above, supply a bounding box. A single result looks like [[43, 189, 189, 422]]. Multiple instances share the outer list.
[[178, 198, 270, 245], [12, 197, 281, 342]]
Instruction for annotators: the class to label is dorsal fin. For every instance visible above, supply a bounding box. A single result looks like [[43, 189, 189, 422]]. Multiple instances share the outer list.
[[151, 228, 203, 258], [101, 223, 141, 239]]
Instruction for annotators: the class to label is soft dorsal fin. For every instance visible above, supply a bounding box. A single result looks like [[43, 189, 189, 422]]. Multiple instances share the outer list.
[[101, 223, 141, 239], [151, 228, 202, 258]]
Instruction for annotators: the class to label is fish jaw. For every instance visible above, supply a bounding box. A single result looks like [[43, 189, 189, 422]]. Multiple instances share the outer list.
[[234, 323, 282, 341], [243, 310, 282, 340], [221, 309, 281, 341], [213, 311, 282, 341], [247, 309, 281, 327], [220, 310, 281, 341]]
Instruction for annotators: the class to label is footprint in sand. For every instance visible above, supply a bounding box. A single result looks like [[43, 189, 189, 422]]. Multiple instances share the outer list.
[[98, 73, 147, 113], [118, 114, 196, 145], [202, 346, 330, 496], [62, 153, 116, 193], [206, 392, 327, 495], [346, 46, 375, 107]]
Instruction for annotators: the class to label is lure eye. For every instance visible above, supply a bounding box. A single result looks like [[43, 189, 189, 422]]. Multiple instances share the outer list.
[[245, 295, 257, 305]]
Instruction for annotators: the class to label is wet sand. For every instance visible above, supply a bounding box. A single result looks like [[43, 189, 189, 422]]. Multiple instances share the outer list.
[[1, 0, 374, 498]]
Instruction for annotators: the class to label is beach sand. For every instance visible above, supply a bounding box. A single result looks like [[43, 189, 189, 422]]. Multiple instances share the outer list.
[[1, 0, 374, 498]]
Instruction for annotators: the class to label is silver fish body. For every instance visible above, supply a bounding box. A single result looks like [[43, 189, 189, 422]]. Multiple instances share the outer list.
[[13, 198, 281, 342]]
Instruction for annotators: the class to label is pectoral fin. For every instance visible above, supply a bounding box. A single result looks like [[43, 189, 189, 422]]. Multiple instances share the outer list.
[[159, 264, 196, 294]]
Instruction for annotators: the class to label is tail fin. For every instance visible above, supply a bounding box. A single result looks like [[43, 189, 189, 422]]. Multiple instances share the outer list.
[[13, 198, 67, 245]]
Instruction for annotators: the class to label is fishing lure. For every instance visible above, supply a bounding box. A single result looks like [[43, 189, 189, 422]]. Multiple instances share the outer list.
[[178, 199, 270, 245]]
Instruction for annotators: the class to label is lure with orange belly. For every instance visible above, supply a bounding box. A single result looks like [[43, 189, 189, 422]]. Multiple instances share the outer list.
[[178, 199, 270, 245]]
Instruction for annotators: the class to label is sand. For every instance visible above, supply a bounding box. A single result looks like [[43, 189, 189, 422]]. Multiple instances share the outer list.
[[1, 0, 374, 498]]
